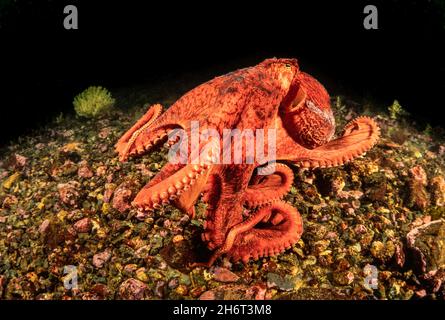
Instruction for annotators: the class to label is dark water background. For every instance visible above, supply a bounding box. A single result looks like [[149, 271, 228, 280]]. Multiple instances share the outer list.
[[1, 0, 444, 146]]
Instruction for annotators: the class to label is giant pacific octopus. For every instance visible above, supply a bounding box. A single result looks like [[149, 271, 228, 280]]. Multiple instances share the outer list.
[[115, 58, 380, 266]]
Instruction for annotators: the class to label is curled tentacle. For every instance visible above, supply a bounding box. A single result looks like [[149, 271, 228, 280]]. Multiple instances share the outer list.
[[192, 201, 303, 267], [115, 104, 163, 161], [244, 163, 294, 208]]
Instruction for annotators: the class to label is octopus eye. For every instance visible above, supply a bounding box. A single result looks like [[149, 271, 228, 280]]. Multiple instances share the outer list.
[[285, 63, 291, 68]]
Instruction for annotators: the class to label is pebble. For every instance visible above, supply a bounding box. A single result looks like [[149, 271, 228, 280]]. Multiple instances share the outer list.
[[38, 219, 51, 235], [8, 153, 27, 170], [370, 240, 395, 262], [172, 235, 184, 244], [333, 270, 354, 286], [266, 273, 299, 291], [112, 183, 133, 213], [118, 278, 149, 300], [96, 165, 108, 177], [408, 165, 430, 210], [73, 217, 92, 233], [77, 161, 94, 178], [57, 181, 81, 206], [98, 127, 112, 139], [175, 284, 188, 296], [212, 267, 240, 283], [406, 219, 445, 276], [168, 278, 179, 289], [92, 249, 111, 268], [155, 281, 166, 298], [430, 176, 445, 207]]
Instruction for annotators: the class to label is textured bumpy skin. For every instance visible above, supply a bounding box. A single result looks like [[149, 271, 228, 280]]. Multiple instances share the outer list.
[[115, 58, 380, 266]]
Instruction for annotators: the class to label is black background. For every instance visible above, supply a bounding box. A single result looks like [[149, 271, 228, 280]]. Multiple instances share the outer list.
[[1, 0, 444, 146]]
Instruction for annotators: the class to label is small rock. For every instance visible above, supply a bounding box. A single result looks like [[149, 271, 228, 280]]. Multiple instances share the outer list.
[[394, 242, 406, 268], [38, 219, 51, 235], [96, 165, 108, 177], [112, 182, 134, 213], [333, 271, 354, 286], [119, 278, 149, 300], [199, 290, 215, 300], [415, 289, 427, 298], [406, 219, 445, 276], [92, 249, 112, 268], [174, 284, 188, 296], [354, 224, 367, 235], [135, 245, 151, 259], [212, 267, 240, 283], [74, 217, 92, 233], [8, 154, 27, 170], [168, 278, 179, 289], [135, 163, 154, 177], [0, 275, 5, 297], [123, 264, 138, 275], [2, 172, 20, 190], [172, 235, 184, 244], [150, 234, 164, 253], [136, 268, 148, 282], [430, 176, 445, 207], [103, 183, 116, 203], [57, 181, 81, 206], [155, 281, 167, 298], [77, 161, 94, 178], [98, 127, 112, 139], [266, 272, 299, 291], [53, 160, 78, 177], [370, 240, 395, 262], [136, 210, 150, 221], [190, 286, 206, 298], [408, 165, 430, 210], [90, 284, 109, 299], [2, 195, 18, 209]]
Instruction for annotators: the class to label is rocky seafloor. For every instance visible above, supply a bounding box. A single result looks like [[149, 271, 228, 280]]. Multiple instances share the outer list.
[[1, 81, 445, 300]]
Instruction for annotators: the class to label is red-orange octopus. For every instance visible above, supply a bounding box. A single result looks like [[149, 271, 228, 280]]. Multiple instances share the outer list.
[[115, 58, 380, 266]]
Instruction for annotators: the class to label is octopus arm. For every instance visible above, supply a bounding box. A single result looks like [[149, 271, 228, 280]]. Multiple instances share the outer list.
[[276, 116, 380, 168]]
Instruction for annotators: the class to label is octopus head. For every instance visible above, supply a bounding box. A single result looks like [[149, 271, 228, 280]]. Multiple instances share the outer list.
[[283, 71, 335, 149]]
